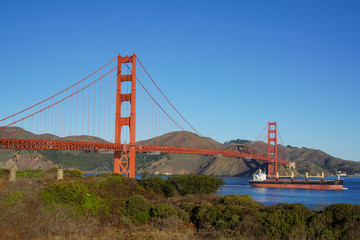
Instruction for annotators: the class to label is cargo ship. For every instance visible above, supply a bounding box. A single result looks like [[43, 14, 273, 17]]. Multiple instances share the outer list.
[[249, 169, 344, 190]]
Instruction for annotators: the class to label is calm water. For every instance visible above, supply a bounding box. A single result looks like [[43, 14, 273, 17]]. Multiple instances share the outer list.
[[218, 176, 360, 208]]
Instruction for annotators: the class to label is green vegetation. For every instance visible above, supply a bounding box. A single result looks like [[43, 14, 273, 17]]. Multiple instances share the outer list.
[[259, 203, 313, 239], [140, 174, 175, 196], [123, 195, 152, 224], [140, 174, 225, 197], [224, 139, 252, 145], [0, 173, 359, 239], [190, 195, 263, 230], [3, 191, 23, 207], [64, 169, 84, 178], [46, 167, 83, 178], [16, 168, 44, 178], [37, 150, 114, 171], [42, 181, 109, 217], [150, 203, 177, 219], [166, 174, 225, 195]]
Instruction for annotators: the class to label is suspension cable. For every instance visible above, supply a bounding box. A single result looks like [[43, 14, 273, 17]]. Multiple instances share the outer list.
[[0, 67, 117, 131], [136, 57, 222, 149], [0, 56, 117, 122]]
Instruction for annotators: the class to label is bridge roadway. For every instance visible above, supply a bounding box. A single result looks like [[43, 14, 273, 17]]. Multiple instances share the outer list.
[[0, 138, 290, 165]]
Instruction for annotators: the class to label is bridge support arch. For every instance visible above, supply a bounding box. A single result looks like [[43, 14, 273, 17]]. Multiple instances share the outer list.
[[114, 54, 136, 177]]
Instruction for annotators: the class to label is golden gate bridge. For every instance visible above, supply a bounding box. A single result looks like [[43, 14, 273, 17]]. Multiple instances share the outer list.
[[0, 54, 291, 177]]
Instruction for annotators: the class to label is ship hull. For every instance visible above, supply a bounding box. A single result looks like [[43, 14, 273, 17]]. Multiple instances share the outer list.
[[249, 180, 344, 190]]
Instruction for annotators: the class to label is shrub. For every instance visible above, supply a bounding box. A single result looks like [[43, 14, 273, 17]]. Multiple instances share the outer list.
[[123, 195, 152, 224], [177, 209, 190, 222], [220, 194, 264, 210], [189, 195, 264, 230], [42, 182, 108, 216], [322, 203, 360, 222], [140, 175, 176, 197], [317, 228, 336, 240], [3, 191, 23, 207], [180, 201, 195, 212], [140, 174, 225, 197], [64, 169, 83, 178], [190, 201, 242, 230], [260, 203, 314, 239], [124, 195, 152, 215], [97, 173, 124, 182], [308, 203, 360, 239], [132, 211, 150, 224], [140, 175, 165, 194], [16, 168, 44, 178], [150, 203, 177, 219], [42, 182, 88, 206], [190, 202, 214, 229], [165, 174, 225, 196]]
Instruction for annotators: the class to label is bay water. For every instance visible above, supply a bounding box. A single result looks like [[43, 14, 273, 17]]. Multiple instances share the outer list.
[[218, 176, 360, 209]]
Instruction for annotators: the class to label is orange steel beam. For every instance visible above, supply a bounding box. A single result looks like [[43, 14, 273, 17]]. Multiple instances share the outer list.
[[0, 138, 290, 165], [0, 138, 122, 151], [114, 54, 136, 177]]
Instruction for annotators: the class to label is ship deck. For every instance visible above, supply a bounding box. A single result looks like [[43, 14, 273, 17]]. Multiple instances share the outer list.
[[249, 179, 344, 190]]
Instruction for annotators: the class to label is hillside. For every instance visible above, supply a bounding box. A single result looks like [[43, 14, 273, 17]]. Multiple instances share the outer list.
[[138, 131, 223, 149], [286, 146, 360, 175], [0, 126, 108, 143], [137, 134, 360, 176], [0, 127, 359, 176]]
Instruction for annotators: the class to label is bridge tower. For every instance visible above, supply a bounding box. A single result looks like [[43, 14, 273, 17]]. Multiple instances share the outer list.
[[114, 54, 136, 177], [267, 122, 278, 176]]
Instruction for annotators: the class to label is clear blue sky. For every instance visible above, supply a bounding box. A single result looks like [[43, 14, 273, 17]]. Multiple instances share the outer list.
[[0, 1, 359, 161]]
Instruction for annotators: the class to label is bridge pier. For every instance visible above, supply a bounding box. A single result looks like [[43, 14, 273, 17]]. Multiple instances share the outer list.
[[9, 168, 16, 181], [56, 167, 63, 180]]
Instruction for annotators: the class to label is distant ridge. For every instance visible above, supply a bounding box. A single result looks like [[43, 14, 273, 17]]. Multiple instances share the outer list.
[[138, 131, 223, 149], [0, 126, 108, 143]]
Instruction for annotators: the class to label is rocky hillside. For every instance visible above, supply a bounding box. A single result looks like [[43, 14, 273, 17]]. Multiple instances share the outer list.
[[286, 146, 360, 175], [0, 149, 55, 170]]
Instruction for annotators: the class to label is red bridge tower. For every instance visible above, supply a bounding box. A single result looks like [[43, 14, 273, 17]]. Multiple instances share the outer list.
[[114, 54, 136, 177], [267, 122, 278, 176]]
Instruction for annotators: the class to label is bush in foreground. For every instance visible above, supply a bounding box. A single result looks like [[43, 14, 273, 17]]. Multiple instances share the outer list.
[[16, 168, 44, 178], [140, 174, 225, 197], [123, 195, 152, 224], [42, 181, 109, 217]]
